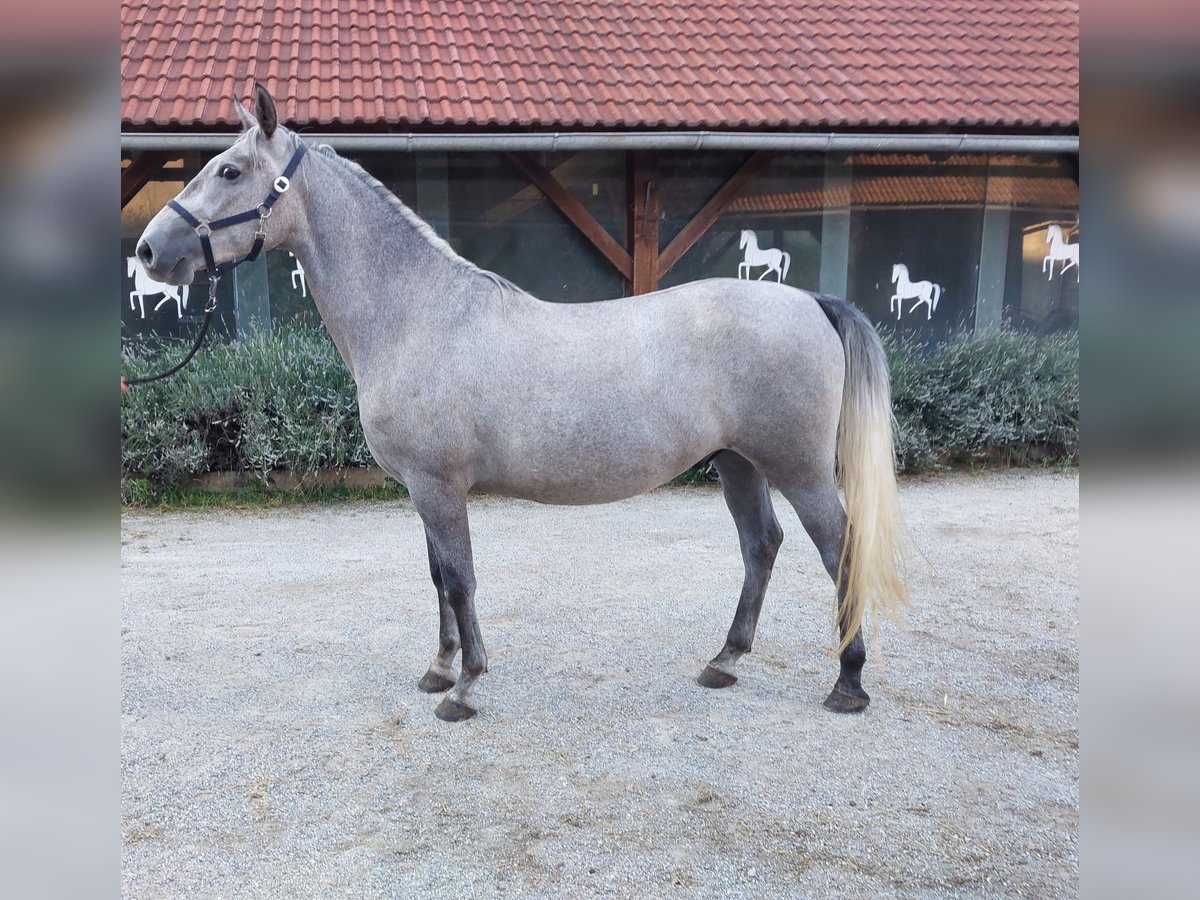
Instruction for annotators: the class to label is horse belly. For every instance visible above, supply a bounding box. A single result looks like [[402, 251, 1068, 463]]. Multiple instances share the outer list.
[[472, 390, 722, 505], [474, 449, 708, 505]]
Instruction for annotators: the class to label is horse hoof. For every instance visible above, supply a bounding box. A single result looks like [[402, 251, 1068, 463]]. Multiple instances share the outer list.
[[434, 697, 477, 722], [696, 665, 738, 689], [823, 685, 870, 713], [417, 670, 456, 693]]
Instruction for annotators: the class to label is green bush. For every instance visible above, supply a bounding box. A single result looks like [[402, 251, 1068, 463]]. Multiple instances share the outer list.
[[884, 328, 1078, 470], [121, 326, 371, 489], [122, 324, 1077, 492]]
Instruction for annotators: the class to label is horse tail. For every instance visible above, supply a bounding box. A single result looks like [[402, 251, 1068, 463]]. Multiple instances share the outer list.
[[813, 294, 911, 652], [781, 251, 791, 281], [932, 283, 941, 310]]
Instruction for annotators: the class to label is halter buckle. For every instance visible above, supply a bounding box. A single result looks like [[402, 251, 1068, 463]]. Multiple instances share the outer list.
[[273, 175, 291, 193], [195, 221, 211, 238]]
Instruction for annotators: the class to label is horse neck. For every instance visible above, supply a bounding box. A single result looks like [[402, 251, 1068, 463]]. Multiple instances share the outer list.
[[282, 148, 490, 375]]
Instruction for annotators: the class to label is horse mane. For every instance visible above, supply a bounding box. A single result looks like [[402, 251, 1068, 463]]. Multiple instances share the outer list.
[[305, 140, 524, 302]]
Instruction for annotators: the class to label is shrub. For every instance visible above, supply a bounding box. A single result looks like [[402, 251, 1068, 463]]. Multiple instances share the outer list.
[[121, 326, 371, 489], [882, 328, 1078, 470]]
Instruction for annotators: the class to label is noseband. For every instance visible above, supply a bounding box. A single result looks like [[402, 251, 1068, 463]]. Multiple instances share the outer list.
[[167, 141, 308, 302]]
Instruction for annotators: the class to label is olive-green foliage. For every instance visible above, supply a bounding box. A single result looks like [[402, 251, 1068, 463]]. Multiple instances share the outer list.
[[121, 326, 370, 490], [884, 328, 1079, 470], [121, 325, 1078, 497]]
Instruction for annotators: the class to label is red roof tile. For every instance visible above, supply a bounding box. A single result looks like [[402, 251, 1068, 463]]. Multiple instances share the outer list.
[[121, 0, 1078, 131]]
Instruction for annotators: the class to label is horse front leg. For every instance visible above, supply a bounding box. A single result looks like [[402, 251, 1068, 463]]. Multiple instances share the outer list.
[[408, 475, 487, 722], [416, 529, 460, 694]]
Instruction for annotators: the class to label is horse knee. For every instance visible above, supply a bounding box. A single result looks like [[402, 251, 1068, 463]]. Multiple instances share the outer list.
[[745, 522, 782, 569]]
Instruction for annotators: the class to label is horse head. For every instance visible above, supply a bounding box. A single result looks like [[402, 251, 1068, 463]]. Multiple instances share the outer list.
[[739, 230, 752, 250], [1046, 224, 1061, 244], [127, 256, 137, 278], [135, 84, 305, 286], [891, 263, 903, 283]]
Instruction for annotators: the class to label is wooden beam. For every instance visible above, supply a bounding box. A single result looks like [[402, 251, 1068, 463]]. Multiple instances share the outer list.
[[486, 154, 589, 224], [121, 152, 170, 208], [628, 150, 660, 295], [657, 151, 773, 277], [505, 152, 633, 280]]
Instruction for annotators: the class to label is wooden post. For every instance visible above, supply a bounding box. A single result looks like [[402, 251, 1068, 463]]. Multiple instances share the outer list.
[[628, 151, 660, 295]]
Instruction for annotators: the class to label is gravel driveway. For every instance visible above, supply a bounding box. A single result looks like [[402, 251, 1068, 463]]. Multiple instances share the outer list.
[[121, 470, 1078, 898]]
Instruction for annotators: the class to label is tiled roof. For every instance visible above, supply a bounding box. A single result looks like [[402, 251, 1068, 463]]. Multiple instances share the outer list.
[[121, 0, 1079, 131], [731, 175, 1078, 213]]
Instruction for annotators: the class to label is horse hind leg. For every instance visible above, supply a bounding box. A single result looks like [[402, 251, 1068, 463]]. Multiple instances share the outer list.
[[779, 479, 870, 713], [697, 451, 784, 689]]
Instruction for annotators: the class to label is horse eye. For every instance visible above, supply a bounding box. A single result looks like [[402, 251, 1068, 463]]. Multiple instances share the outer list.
[[217, 164, 241, 181]]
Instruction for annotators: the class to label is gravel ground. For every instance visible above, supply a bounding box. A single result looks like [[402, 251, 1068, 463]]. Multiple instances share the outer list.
[[121, 469, 1078, 898]]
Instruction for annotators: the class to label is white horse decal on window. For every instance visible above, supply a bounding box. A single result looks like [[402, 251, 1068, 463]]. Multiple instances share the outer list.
[[1043, 224, 1079, 283], [737, 230, 790, 283], [890, 263, 942, 321], [126, 256, 189, 319]]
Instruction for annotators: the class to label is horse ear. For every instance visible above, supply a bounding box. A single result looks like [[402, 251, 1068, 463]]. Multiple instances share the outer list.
[[234, 97, 257, 131], [254, 83, 278, 139]]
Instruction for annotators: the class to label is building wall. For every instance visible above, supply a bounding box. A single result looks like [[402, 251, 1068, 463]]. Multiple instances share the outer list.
[[120, 149, 1078, 341]]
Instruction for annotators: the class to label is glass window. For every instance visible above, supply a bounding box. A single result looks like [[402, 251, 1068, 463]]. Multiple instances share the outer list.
[[658, 152, 825, 291], [445, 152, 625, 302], [846, 153, 988, 340], [993, 155, 1080, 332]]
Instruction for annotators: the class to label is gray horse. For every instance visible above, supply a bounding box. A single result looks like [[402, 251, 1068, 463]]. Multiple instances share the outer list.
[[136, 87, 910, 722]]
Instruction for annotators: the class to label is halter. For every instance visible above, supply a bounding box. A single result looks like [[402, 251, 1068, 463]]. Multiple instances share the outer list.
[[124, 141, 307, 387], [167, 141, 308, 304]]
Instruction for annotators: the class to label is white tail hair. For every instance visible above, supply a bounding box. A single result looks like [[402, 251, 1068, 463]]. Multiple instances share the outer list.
[[814, 296, 911, 652]]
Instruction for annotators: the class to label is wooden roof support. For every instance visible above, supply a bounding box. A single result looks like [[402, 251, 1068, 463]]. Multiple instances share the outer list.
[[505, 151, 633, 281], [121, 151, 170, 208], [628, 150, 660, 295], [656, 151, 773, 277]]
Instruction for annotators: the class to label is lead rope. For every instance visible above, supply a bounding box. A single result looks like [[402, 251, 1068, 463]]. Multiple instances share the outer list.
[[122, 142, 307, 387], [122, 289, 220, 386]]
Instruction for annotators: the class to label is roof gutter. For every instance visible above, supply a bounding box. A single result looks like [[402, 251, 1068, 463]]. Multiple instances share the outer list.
[[121, 131, 1078, 155]]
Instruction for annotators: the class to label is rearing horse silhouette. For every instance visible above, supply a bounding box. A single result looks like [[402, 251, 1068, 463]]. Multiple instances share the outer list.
[[890, 263, 941, 321], [737, 230, 790, 283], [134, 87, 910, 723], [1043, 224, 1079, 283]]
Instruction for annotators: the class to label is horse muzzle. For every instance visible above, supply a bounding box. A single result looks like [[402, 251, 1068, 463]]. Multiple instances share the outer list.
[[135, 215, 200, 285]]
